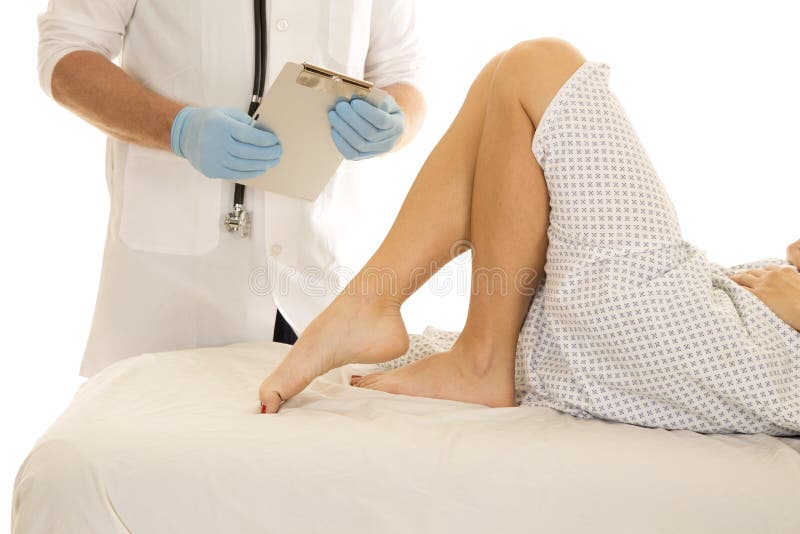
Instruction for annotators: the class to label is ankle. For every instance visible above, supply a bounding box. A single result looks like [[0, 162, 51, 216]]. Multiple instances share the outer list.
[[339, 271, 406, 311], [454, 331, 517, 377]]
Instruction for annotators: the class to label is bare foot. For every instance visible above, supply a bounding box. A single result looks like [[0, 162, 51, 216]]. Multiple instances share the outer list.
[[258, 294, 409, 413], [351, 340, 517, 408]]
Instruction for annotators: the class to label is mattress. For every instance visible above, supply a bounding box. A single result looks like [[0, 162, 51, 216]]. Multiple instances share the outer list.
[[12, 342, 800, 533]]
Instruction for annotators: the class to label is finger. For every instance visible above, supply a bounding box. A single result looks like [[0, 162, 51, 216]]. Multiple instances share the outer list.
[[762, 265, 797, 274], [334, 101, 391, 141], [220, 154, 280, 177], [378, 94, 401, 114], [788, 249, 799, 267], [230, 122, 279, 147], [220, 167, 264, 180], [228, 140, 283, 161], [359, 136, 400, 155], [220, 107, 255, 125], [351, 98, 398, 130], [730, 272, 760, 288], [223, 153, 279, 173], [328, 109, 370, 151], [329, 110, 399, 154], [331, 128, 362, 160], [252, 120, 277, 133], [331, 129, 380, 160]]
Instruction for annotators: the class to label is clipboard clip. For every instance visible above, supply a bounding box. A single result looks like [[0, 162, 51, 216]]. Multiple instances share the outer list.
[[296, 62, 374, 99]]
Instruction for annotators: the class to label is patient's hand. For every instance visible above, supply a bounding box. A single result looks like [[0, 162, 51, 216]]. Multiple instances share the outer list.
[[730, 266, 800, 332], [787, 239, 800, 267]]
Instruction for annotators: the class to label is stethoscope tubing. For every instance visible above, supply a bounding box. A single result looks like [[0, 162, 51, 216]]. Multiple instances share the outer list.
[[235, 0, 268, 209]]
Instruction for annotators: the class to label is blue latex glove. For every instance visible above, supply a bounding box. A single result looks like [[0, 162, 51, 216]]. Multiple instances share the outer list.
[[327, 95, 405, 160], [170, 107, 282, 179]]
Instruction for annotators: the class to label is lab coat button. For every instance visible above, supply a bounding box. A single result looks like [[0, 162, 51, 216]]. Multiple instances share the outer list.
[[270, 244, 283, 256], [276, 19, 289, 32]]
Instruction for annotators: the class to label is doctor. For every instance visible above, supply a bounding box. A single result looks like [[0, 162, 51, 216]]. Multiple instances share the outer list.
[[38, 0, 427, 377]]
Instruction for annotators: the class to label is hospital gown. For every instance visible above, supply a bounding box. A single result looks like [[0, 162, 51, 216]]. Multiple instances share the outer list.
[[380, 62, 800, 435]]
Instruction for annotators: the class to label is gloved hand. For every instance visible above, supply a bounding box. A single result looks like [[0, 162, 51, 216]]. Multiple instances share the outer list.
[[327, 95, 405, 161], [170, 107, 282, 179]]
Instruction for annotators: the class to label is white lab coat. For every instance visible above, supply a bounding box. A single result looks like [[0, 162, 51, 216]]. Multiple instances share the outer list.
[[38, 0, 424, 377]]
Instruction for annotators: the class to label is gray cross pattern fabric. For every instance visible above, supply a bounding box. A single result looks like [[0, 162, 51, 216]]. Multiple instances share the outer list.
[[380, 61, 800, 435]]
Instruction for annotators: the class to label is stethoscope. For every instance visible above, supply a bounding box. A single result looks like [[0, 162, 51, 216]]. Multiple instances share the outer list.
[[224, 0, 268, 238]]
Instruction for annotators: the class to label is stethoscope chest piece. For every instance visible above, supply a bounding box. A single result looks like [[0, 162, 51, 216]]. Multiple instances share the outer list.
[[224, 203, 252, 238]]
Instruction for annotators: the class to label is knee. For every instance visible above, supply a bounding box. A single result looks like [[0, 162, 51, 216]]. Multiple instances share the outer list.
[[464, 49, 510, 102], [491, 38, 586, 122], [476, 38, 580, 91], [477, 50, 511, 84], [501, 37, 585, 75]]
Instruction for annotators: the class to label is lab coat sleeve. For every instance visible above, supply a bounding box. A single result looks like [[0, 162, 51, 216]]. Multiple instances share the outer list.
[[37, 0, 137, 98], [365, 0, 426, 91]]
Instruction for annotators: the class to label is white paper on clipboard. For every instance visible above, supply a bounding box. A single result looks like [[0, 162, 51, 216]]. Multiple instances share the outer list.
[[241, 62, 388, 201]]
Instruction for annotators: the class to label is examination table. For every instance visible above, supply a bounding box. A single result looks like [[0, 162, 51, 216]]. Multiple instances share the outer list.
[[11, 342, 800, 533]]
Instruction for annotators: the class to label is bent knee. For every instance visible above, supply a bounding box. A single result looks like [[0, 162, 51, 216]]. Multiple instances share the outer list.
[[494, 38, 586, 124], [504, 37, 585, 73]]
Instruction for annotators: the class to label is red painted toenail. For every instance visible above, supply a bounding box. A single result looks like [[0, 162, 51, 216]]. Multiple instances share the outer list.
[[260, 402, 267, 414]]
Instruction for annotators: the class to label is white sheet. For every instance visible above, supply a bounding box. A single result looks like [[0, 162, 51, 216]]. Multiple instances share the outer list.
[[12, 342, 800, 533]]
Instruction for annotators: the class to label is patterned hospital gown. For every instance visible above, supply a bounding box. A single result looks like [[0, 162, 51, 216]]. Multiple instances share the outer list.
[[380, 62, 800, 435]]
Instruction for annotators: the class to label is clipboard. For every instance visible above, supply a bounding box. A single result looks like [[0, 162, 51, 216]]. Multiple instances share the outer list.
[[242, 62, 389, 201]]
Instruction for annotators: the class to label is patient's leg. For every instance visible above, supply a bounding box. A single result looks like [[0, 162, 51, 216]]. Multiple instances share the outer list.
[[258, 53, 508, 412], [259, 39, 588, 412], [353, 40, 586, 406]]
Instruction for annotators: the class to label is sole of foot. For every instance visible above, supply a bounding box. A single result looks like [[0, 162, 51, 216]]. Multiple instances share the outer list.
[[258, 294, 410, 413]]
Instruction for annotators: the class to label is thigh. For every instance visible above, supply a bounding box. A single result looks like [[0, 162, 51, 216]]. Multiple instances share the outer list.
[[532, 61, 684, 252]]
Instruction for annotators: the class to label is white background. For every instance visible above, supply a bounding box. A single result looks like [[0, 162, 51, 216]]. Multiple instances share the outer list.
[[2, 0, 799, 527]]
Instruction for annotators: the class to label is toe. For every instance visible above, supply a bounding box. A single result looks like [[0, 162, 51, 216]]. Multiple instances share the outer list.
[[258, 388, 285, 414], [257, 351, 322, 412], [354, 374, 381, 389], [258, 373, 298, 413]]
